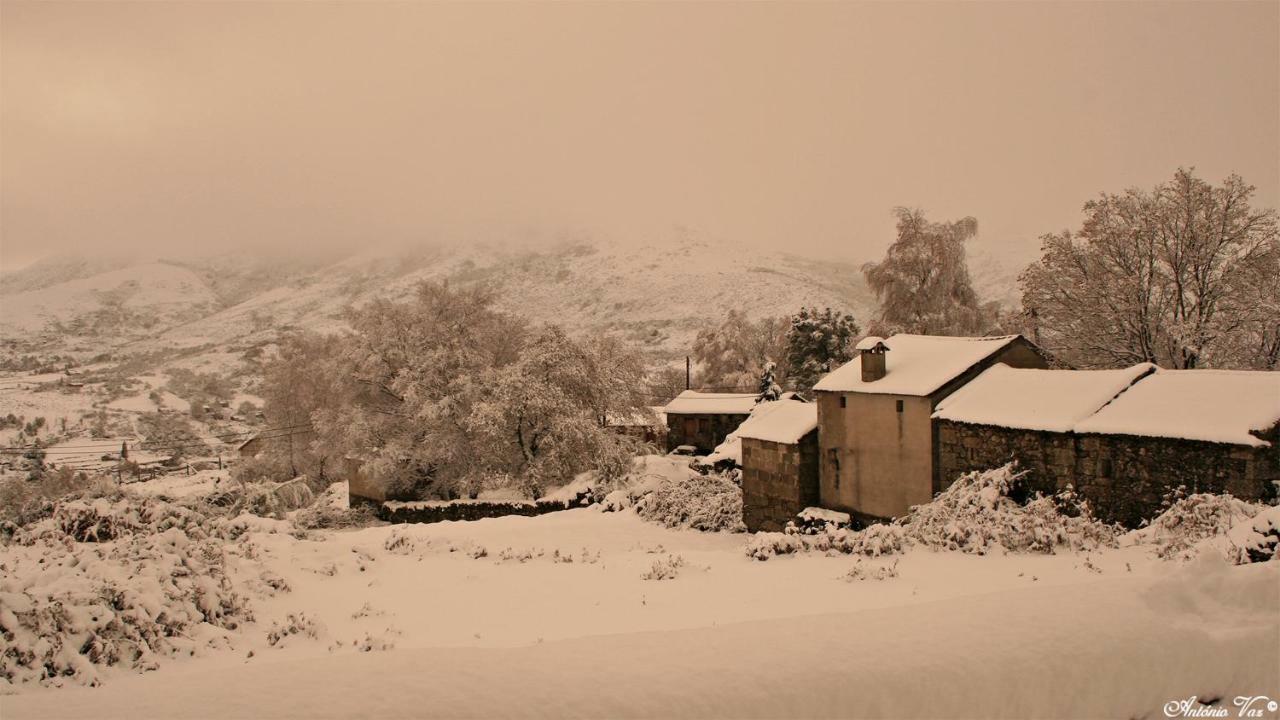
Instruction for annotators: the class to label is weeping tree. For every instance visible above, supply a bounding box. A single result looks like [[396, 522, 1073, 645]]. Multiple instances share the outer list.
[[1020, 169, 1279, 369], [862, 208, 996, 337]]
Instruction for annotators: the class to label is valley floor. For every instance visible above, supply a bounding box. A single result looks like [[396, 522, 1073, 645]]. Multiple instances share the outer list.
[[4, 508, 1277, 719]]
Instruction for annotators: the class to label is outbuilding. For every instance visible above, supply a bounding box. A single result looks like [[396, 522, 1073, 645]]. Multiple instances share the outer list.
[[663, 391, 759, 453], [934, 365, 1280, 526], [738, 401, 820, 531]]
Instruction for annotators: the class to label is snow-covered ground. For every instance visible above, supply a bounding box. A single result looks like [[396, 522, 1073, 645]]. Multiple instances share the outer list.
[[4, 495, 1276, 719]]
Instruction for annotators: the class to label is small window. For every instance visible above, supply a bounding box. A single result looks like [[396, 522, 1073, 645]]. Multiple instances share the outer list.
[[896, 399, 904, 413], [1099, 458, 1113, 478], [839, 396, 846, 408]]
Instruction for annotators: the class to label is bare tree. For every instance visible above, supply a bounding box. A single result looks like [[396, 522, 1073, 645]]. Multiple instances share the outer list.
[[1021, 169, 1278, 369]]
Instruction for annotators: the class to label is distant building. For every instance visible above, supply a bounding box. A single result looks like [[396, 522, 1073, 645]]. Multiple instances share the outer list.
[[662, 391, 760, 453]]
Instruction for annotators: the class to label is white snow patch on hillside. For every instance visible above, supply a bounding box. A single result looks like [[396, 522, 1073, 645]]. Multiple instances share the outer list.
[[0, 262, 216, 336]]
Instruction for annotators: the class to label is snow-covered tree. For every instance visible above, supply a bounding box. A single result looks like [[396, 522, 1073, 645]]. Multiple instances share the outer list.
[[862, 208, 996, 337], [785, 307, 859, 394], [1020, 169, 1279, 369], [256, 330, 351, 482], [466, 326, 643, 498], [757, 361, 781, 402], [692, 310, 789, 390]]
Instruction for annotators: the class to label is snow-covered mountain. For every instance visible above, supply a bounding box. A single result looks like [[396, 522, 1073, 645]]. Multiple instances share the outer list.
[[0, 239, 881, 360], [0, 238, 1024, 367]]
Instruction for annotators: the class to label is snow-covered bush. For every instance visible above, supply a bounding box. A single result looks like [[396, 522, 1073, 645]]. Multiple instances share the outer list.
[[265, 613, 324, 648], [1, 529, 258, 685], [843, 558, 899, 582], [293, 501, 377, 530], [746, 464, 1118, 559], [635, 472, 745, 533], [1226, 506, 1280, 565], [901, 465, 1118, 555], [641, 554, 686, 580], [239, 478, 315, 519], [745, 522, 906, 561], [1135, 492, 1264, 560]]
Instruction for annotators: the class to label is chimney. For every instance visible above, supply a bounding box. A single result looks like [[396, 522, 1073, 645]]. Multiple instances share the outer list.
[[858, 338, 889, 382]]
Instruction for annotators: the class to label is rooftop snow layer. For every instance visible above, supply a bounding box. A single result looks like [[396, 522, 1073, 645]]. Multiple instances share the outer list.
[[933, 363, 1157, 433], [697, 398, 810, 466], [1073, 370, 1280, 447], [664, 391, 759, 415], [735, 401, 818, 445], [813, 334, 1021, 396]]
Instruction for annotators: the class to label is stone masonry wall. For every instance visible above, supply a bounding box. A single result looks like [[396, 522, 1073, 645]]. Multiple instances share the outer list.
[[666, 413, 750, 454], [742, 431, 820, 532], [936, 420, 1279, 528]]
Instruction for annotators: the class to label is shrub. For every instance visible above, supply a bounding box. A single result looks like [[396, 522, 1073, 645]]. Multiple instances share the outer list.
[[746, 464, 1119, 559], [0, 494, 274, 686], [1226, 505, 1280, 565], [1139, 492, 1266, 560], [635, 472, 745, 533], [641, 554, 686, 580]]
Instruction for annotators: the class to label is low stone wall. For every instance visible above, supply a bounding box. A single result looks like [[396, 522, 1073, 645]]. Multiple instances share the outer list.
[[741, 432, 820, 532], [936, 420, 1279, 527], [376, 490, 595, 524]]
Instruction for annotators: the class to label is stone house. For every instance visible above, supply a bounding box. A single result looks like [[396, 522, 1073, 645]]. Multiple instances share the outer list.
[[738, 401, 820, 531], [663, 391, 759, 453], [810, 334, 1049, 522], [934, 365, 1280, 526]]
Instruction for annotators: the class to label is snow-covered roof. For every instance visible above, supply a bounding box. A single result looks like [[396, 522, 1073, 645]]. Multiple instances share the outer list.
[[697, 398, 810, 466], [813, 334, 1022, 396], [735, 401, 818, 445], [932, 363, 1156, 433], [854, 336, 886, 351], [1073, 370, 1280, 447], [664, 391, 758, 415]]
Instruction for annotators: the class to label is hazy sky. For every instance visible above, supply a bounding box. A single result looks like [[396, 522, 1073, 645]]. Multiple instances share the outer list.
[[2, 1, 1277, 272]]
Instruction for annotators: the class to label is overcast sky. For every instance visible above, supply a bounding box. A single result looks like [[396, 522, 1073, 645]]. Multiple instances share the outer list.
[[2, 1, 1277, 272]]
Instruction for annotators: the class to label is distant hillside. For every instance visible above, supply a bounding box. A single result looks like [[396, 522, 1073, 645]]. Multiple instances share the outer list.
[[0, 238, 1021, 366]]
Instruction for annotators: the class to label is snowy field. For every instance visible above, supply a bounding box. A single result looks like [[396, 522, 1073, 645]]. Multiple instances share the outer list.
[[3, 486, 1277, 719]]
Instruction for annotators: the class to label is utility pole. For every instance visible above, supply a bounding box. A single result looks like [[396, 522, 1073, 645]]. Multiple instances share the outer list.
[[685, 356, 691, 390]]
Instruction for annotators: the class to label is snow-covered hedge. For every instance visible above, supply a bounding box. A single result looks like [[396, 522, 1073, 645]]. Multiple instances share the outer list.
[[635, 472, 745, 533], [0, 494, 280, 686], [747, 464, 1119, 560]]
